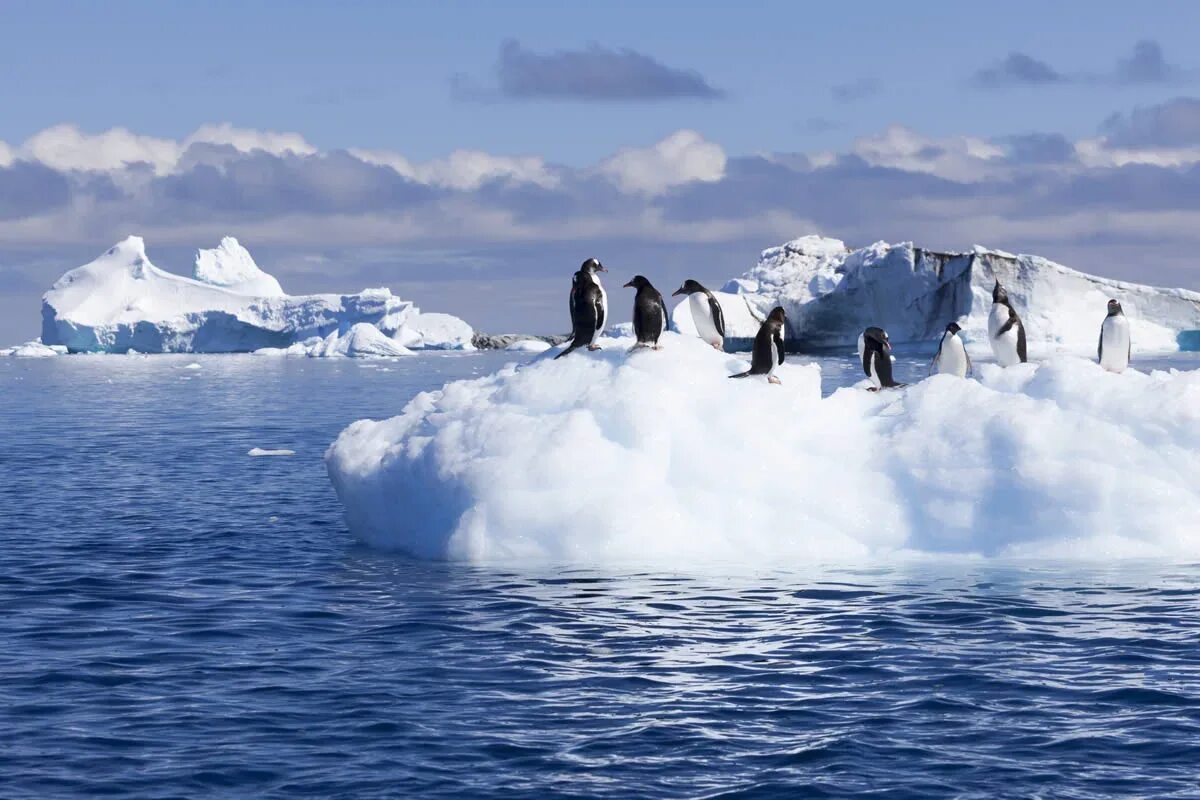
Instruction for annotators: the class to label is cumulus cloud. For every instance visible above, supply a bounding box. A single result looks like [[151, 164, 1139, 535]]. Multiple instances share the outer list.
[[350, 148, 559, 191], [455, 39, 723, 101], [597, 130, 726, 194], [849, 125, 1005, 180], [1115, 40, 1180, 84], [1099, 96, 1200, 148]]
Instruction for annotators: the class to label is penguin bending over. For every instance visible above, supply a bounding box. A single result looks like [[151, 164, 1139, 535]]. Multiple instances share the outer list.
[[556, 276, 605, 360], [861, 327, 905, 390], [671, 279, 726, 350], [929, 322, 971, 378], [987, 280, 1027, 366], [624, 276, 669, 350], [729, 307, 786, 384], [1098, 299, 1131, 373], [569, 258, 608, 350]]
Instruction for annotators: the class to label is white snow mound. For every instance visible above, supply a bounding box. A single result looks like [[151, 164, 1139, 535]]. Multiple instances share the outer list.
[[41, 237, 473, 353], [327, 333, 1200, 564], [308, 324, 414, 358], [720, 235, 1200, 353]]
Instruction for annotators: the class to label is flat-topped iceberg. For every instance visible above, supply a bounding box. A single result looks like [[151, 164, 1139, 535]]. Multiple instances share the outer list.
[[40, 236, 474, 353], [325, 332, 1200, 564], [711, 235, 1200, 353]]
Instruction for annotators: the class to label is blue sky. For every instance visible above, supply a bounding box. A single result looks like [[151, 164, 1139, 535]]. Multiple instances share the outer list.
[[3, 0, 1200, 340]]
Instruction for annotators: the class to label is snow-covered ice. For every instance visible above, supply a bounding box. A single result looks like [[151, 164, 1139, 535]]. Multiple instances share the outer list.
[[504, 339, 553, 353], [306, 324, 414, 358], [2, 340, 64, 358], [40, 236, 474, 353], [714, 235, 1200, 353], [325, 331, 1200, 564]]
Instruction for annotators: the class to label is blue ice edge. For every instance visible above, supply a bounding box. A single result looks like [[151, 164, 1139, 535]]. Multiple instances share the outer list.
[[1177, 330, 1200, 351]]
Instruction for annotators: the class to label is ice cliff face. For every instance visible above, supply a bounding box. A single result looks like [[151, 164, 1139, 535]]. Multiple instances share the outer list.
[[40, 236, 474, 353], [717, 235, 1200, 352]]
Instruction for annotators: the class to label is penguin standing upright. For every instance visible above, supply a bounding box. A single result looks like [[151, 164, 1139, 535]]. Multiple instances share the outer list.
[[1098, 298, 1131, 373], [570, 258, 608, 349], [987, 280, 1027, 366], [624, 276, 669, 350], [729, 307, 786, 384], [671, 279, 726, 350], [861, 327, 904, 390], [556, 274, 605, 360], [929, 322, 972, 378]]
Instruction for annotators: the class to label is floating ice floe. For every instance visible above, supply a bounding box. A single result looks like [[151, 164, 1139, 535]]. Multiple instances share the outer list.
[[2, 339, 65, 357], [325, 331, 1200, 564], [40, 236, 474, 353], [248, 448, 296, 457]]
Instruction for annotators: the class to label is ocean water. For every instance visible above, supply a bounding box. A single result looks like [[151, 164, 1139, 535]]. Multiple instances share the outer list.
[[2, 352, 1199, 799]]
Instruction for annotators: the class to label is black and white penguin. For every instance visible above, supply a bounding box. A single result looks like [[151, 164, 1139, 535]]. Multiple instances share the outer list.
[[987, 280, 1027, 366], [929, 322, 972, 378], [570, 258, 608, 349], [861, 326, 904, 390], [729, 307, 786, 384], [671, 279, 725, 350], [1098, 298, 1131, 373], [624, 276, 669, 350], [556, 275, 605, 360]]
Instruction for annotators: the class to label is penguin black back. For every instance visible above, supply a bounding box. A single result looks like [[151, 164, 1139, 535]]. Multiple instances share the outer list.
[[730, 307, 786, 381], [556, 279, 604, 359], [624, 275, 668, 347], [862, 326, 903, 389]]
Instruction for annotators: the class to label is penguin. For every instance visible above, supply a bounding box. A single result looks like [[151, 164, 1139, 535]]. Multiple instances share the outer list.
[[861, 326, 905, 390], [570, 258, 608, 349], [555, 276, 605, 360], [987, 280, 1027, 366], [624, 276, 669, 350], [729, 307, 786, 384], [1098, 298, 1131, 373], [929, 322, 972, 378], [671, 279, 726, 350]]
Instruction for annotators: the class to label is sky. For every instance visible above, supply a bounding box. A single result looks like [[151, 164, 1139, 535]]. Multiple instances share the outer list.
[[3, 0, 1200, 341]]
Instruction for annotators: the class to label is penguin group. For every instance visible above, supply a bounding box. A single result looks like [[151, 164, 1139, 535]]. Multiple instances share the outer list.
[[557, 261, 1133, 382]]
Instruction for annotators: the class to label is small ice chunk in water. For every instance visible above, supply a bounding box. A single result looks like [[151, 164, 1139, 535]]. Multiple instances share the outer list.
[[248, 448, 296, 457]]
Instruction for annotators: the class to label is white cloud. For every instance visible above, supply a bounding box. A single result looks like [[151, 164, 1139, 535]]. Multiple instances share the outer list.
[[184, 123, 317, 158], [1075, 137, 1200, 168], [22, 124, 181, 174], [598, 129, 726, 194], [850, 125, 1005, 180], [351, 147, 559, 190], [0, 139, 13, 167]]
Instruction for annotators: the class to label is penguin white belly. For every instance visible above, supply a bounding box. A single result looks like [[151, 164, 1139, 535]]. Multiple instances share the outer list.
[[866, 353, 881, 388], [1100, 315, 1130, 373], [591, 282, 608, 345], [689, 293, 721, 345], [988, 303, 1020, 367], [937, 335, 969, 377], [768, 338, 779, 376]]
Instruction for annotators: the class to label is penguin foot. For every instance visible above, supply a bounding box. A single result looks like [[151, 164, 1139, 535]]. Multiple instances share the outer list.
[[711, 342, 722, 351], [866, 387, 880, 392], [653, 345, 663, 351], [587, 345, 602, 351], [768, 375, 782, 385]]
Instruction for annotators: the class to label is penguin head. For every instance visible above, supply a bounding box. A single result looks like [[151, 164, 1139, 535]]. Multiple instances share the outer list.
[[671, 279, 707, 297], [992, 280, 1009, 305], [864, 326, 891, 352], [580, 258, 607, 275], [623, 275, 652, 290], [1107, 299, 1124, 316], [945, 322, 962, 335]]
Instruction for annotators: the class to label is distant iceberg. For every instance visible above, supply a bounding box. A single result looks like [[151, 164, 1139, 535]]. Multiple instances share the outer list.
[[326, 330, 1200, 564], [40, 236, 474, 353], [700, 235, 1200, 353]]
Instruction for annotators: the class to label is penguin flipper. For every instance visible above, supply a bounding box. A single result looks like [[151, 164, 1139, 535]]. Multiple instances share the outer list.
[[862, 347, 872, 377], [1098, 331, 1103, 361], [708, 295, 726, 338], [965, 349, 973, 377], [1017, 323, 1028, 363], [774, 333, 785, 365]]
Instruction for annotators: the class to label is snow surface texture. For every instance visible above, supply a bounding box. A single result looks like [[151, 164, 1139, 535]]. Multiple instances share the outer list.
[[326, 331, 1200, 565], [41, 237, 474, 353], [719, 235, 1200, 353]]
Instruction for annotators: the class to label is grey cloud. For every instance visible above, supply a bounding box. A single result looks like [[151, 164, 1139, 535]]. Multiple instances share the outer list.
[[1003, 133, 1076, 164], [972, 53, 1062, 88], [455, 39, 723, 101], [0, 161, 72, 219], [1115, 40, 1178, 84], [1100, 96, 1200, 148], [831, 78, 881, 103]]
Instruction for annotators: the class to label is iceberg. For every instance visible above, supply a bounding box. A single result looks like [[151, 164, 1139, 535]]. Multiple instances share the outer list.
[[40, 236, 474, 353], [326, 331, 1200, 564], [1, 339, 65, 358], [306, 323, 414, 358], [711, 235, 1200, 353]]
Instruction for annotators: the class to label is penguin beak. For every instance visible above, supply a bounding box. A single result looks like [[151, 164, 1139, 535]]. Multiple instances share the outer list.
[[884, 341, 892, 352], [623, 280, 634, 288], [671, 287, 685, 297], [596, 264, 608, 273]]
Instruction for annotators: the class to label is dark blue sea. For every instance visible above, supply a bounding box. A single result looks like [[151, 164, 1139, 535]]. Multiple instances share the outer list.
[[2, 352, 1199, 799]]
